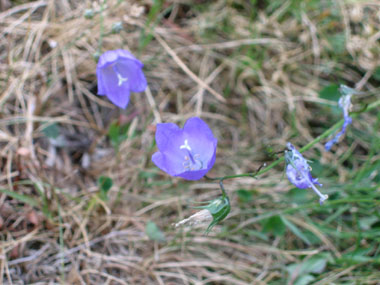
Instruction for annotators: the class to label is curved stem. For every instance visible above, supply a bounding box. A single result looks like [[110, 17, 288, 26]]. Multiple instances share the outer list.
[[219, 180, 227, 197], [206, 98, 380, 195]]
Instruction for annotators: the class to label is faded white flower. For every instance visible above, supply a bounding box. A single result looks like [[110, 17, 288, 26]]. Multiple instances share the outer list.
[[174, 209, 212, 229]]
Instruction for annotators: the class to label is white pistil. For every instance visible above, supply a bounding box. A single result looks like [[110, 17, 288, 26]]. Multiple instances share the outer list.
[[117, 73, 128, 86], [310, 183, 329, 205], [180, 139, 191, 151], [302, 172, 328, 205]]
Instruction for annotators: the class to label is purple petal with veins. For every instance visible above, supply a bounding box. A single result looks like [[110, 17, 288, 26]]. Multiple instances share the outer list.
[[152, 117, 217, 181], [96, 49, 147, 109]]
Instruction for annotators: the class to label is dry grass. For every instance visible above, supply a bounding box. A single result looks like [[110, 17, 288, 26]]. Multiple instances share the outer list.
[[0, 0, 379, 284]]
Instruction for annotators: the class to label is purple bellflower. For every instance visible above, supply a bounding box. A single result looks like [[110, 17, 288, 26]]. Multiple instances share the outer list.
[[285, 143, 328, 205], [325, 85, 354, 151], [97, 49, 147, 108], [152, 117, 217, 181]]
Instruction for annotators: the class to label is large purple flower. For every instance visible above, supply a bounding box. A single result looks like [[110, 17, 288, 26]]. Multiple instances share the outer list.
[[285, 143, 328, 204], [152, 117, 217, 181], [97, 49, 147, 108]]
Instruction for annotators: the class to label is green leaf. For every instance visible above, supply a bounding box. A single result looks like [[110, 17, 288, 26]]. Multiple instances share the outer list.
[[302, 255, 329, 274], [359, 216, 378, 230], [42, 123, 60, 139], [319, 84, 341, 102], [308, 159, 324, 176], [282, 217, 312, 245], [372, 66, 380, 81], [145, 221, 166, 242], [287, 188, 308, 204], [287, 253, 332, 283], [237, 189, 253, 202], [98, 176, 113, 201], [294, 274, 315, 285], [246, 229, 269, 241], [262, 215, 286, 236], [0, 188, 39, 208], [341, 247, 373, 264], [108, 121, 128, 150], [327, 33, 346, 55], [139, 0, 164, 49], [98, 176, 113, 192]]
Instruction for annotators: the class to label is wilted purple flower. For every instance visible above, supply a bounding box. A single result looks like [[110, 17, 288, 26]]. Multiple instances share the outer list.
[[325, 85, 354, 151], [285, 143, 328, 204], [152, 117, 217, 181], [97, 49, 147, 108]]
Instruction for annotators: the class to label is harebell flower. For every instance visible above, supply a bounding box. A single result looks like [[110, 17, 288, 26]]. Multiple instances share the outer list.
[[97, 49, 147, 108], [152, 117, 217, 181], [325, 85, 354, 151], [285, 143, 328, 205]]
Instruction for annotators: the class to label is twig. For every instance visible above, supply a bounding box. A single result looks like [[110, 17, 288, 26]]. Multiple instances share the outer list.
[[154, 33, 226, 103]]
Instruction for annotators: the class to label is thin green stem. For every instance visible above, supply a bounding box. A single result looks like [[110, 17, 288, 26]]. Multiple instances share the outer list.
[[207, 97, 380, 183], [97, 0, 107, 54], [58, 202, 65, 284], [364, 98, 380, 112], [221, 196, 380, 237], [219, 180, 227, 197]]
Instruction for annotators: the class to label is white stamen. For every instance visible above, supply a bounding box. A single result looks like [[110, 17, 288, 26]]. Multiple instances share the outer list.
[[117, 73, 128, 86], [180, 139, 192, 151]]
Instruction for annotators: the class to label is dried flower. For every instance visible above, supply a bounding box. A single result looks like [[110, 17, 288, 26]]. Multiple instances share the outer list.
[[175, 195, 230, 234], [325, 85, 354, 151], [96, 49, 147, 108], [152, 117, 217, 180], [174, 209, 213, 229], [285, 143, 328, 205]]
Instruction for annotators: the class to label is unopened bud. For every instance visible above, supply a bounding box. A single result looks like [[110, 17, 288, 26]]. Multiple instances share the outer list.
[[93, 51, 101, 62], [111, 22, 123, 34], [84, 9, 94, 19]]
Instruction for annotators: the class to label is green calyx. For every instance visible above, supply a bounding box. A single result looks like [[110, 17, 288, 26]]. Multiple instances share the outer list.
[[197, 195, 230, 234]]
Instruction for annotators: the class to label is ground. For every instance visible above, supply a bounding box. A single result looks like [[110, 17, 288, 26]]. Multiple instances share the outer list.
[[0, 0, 380, 284]]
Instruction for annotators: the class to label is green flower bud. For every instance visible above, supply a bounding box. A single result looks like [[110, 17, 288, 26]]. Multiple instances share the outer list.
[[111, 22, 123, 34], [84, 9, 94, 19], [93, 51, 101, 62]]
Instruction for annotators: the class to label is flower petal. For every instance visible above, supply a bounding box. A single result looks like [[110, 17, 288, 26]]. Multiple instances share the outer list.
[[152, 118, 217, 180], [116, 59, 147, 93], [183, 117, 218, 165], [155, 123, 184, 153], [286, 164, 310, 189], [152, 150, 186, 176], [97, 50, 118, 68], [115, 50, 144, 66], [96, 67, 107, 95], [153, 123, 189, 176], [100, 66, 131, 108], [176, 168, 210, 180]]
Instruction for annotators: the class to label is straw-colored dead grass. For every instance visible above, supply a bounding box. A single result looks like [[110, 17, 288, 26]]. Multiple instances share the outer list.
[[0, 0, 379, 284]]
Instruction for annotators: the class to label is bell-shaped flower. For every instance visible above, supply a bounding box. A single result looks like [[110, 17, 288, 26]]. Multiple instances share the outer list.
[[152, 117, 217, 181], [96, 49, 147, 108], [325, 85, 354, 151], [285, 143, 328, 205]]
